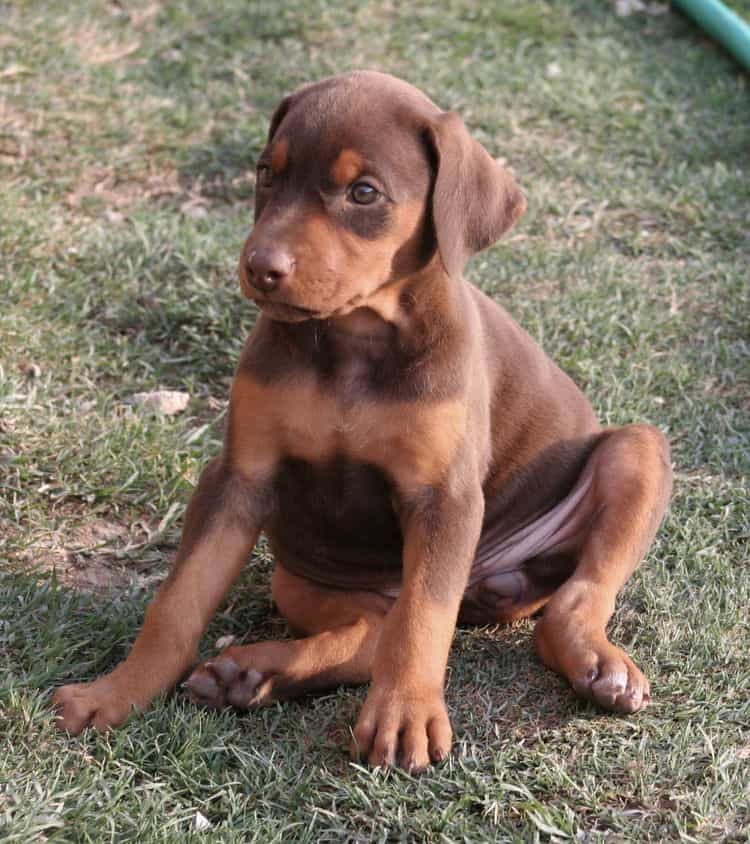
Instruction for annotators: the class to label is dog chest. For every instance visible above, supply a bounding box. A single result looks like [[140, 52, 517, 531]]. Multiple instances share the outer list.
[[228, 374, 466, 492], [265, 455, 405, 586]]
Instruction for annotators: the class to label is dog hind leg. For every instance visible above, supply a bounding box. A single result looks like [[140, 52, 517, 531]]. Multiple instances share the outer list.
[[534, 424, 672, 713]]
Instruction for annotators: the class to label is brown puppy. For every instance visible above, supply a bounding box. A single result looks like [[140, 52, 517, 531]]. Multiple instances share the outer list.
[[53, 72, 672, 772]]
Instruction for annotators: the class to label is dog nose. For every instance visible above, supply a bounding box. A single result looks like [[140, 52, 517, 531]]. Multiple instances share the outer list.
[[247, 246, 294, 293]]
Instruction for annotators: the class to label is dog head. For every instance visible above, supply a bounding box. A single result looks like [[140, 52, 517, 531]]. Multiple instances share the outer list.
[[240, 71, 525, 322]]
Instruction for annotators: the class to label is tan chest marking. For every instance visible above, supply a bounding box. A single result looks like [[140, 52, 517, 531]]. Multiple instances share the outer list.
[[229, 375, 466, 491]]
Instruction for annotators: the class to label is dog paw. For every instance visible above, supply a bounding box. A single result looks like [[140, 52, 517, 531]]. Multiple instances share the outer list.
[[183, 652, 267, 710], [350, 684, 452, 773], [535, 617, 651, 714], [52, 679, 138, 735], [568, 642, 650, 713], [540, 634, 650, 713]]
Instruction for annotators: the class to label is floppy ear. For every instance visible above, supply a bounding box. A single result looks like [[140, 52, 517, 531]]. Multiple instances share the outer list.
[[267, 95, 294, 141], [256, 88, 309, 218], [266, 80, 318, 141], [425, 112, 526, 278]]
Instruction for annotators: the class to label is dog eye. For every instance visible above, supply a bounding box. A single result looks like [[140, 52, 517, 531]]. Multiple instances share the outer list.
[[257, 165, 273, 188], [349, 182, 379, 205]]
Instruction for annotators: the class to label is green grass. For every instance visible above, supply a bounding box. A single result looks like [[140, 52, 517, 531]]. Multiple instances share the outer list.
[[2, 1, 749, 840]]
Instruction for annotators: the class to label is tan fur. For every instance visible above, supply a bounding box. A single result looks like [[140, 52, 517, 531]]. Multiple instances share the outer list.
[[330, 148, 363, 186], [270, 138, 289, 174], [230, 374, 466, 490]]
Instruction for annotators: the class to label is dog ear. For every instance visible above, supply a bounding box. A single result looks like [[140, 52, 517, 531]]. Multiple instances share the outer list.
[[425, 112, 526, 278], [267, 95, 294, 141], [267, 81, 318, 141]]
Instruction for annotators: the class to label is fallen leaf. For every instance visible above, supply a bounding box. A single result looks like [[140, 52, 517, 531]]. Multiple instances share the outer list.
[[0, 64, 30, 80], [194, 811, 212, 832]]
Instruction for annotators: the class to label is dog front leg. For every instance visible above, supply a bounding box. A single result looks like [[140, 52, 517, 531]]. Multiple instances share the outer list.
[[351, 477, 484, 772], [53, 457, 270, 734]]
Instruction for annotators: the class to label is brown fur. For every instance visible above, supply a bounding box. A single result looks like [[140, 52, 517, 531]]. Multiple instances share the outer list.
[[53, 72, 672, 773]]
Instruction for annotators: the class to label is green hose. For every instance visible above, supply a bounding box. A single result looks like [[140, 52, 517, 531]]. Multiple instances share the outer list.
[[672, 0, 750, 71]]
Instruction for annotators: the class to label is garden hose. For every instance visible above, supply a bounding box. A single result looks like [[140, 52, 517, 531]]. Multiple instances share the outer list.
[[672, 0, 750, 71]]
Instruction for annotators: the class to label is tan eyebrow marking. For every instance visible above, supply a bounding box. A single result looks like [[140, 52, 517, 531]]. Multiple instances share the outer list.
[[270, 138, 289, 174], [330, 148, 363, 186]]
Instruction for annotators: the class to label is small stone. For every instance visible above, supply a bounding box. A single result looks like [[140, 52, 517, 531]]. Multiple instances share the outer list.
[[127, 390, 190, 416], [615, 0, 645, 16], [615, 0, 668, 14], [180, 200, 208, 219]]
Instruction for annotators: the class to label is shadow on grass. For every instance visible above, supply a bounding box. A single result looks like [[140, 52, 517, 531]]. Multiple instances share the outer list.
[[6, 558, 588, 752]]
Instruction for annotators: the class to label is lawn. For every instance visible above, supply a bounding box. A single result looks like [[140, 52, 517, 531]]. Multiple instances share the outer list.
[[1, 1, 749, 841]]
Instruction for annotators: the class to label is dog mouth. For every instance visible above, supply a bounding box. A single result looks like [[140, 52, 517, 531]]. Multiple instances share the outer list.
[[254, 299, 323, 322], [251, 280, 388, 323]]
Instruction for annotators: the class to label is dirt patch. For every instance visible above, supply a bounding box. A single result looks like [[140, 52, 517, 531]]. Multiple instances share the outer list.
[[74, 28, 142, 66], [3, 87, 254, 213], [0, 100, 37, 166], [62, 160, 255, 217], [65, 164, 183, 210], [66, 4, 164, 67], [9, 515, 175, 594]]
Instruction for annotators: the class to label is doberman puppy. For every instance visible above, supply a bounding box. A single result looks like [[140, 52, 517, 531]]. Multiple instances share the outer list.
[[53, 71, 672, 772]]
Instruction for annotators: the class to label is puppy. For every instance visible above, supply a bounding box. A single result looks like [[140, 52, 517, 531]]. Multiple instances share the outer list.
[[53, 72, 671, 772]]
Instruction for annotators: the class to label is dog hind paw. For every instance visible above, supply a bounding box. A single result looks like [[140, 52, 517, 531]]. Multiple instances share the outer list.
[[535, 620, 651, 714], [570, 645, 651, 714]]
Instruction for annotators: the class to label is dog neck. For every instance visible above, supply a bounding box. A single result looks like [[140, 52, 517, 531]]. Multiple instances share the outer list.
[[257, 266, 466, 395]]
